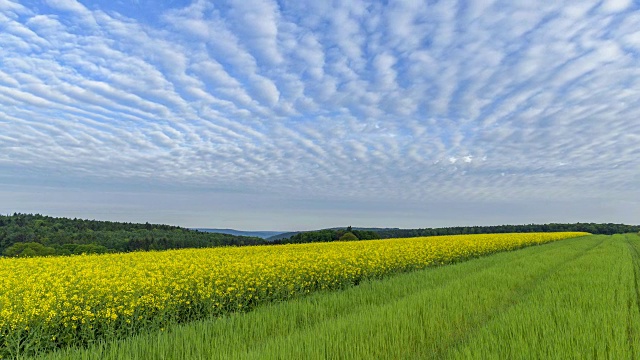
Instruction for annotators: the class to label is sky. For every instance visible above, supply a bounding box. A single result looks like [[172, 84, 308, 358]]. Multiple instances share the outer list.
[[1, 0, 639, 230]]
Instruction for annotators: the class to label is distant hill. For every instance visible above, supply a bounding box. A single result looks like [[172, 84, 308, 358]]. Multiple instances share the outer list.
[[266, 227, 399, 242], [268, 224, 640, 242], [193, 228, 287, 239], [267, 231, 301, 241], [372, 223, 640, 238], [4, 214, 637, 258], [0, 213, 266, 258]]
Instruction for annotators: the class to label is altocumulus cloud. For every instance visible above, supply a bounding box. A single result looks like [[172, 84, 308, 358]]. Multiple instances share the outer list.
[[0, 0, 639, 228]]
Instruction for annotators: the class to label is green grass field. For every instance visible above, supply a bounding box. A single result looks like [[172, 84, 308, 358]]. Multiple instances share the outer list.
[[32, 234, 640, 359]]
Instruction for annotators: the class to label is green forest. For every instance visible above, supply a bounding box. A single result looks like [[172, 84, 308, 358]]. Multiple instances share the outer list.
[[272, 223, 640, 244], [271, 226, 381, 244], [1, 213, 638, 258], [0, 213, 265, 257], [373, 222, 640, 238]]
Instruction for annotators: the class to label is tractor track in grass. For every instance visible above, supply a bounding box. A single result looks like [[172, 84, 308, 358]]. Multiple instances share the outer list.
[[239, 236, 600, 360], [191, 236, 591, 359], [439, 235, 606, 358], [625, 234, 640, 359], [445, 234, 640, 360]]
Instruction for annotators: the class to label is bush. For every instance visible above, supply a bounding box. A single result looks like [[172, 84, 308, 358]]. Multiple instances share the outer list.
[[3, 242, 56, 257], [339, 232, 359, 241]]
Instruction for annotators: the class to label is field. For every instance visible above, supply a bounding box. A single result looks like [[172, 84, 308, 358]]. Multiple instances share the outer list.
[[31, 233, 640, 359], [0, 232, 587, 358]]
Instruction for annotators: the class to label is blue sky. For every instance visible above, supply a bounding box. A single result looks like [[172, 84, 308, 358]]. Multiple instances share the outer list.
[[1, 0, 639, 230]]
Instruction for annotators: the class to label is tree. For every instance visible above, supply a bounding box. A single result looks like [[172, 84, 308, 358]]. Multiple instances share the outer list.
[[339, 232, 358, 241], [3, 242, 56, 257]]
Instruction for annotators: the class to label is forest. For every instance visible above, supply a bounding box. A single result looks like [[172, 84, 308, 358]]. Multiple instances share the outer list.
[[0, 213, 266, 257], [373, 223, 640, 238], [1, 213, 638, 258], [270, 223, 639, 245], [271, 226, 381, 244]]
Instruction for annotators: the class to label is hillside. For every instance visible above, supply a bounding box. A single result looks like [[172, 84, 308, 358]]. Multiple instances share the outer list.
[[193, 228, 286, 239], [0, 213, 265, 257], [270, 223, 640, 242], [3, 214, 638, 258]]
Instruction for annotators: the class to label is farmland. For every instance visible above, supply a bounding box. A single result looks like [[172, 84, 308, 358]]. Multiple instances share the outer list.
[[0, 232, 586, 358], [31, 233, 640, 359]]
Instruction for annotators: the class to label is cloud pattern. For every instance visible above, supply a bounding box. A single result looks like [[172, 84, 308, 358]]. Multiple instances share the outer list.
[[1, 0, 639, 226]]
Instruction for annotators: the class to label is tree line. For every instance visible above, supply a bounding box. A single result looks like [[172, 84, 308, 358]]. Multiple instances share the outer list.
[[272, 226, 381, 244], [271, 223, 640, 244], [0, 213, 266, 257], [373, 223, 640, 238], [2, 214, 638, 258]]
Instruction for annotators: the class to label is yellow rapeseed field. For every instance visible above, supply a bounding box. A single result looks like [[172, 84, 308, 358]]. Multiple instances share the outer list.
[[0, 232, 588, 357]]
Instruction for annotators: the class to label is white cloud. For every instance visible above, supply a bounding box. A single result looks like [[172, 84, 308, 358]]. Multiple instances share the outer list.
[[45, 0, 87, 13], [0, 0, 639, 227], [227, 0, 282, 65], [600, 0, 633, 13], [249, 75, 280, 106], [0, 0, 28, 14]]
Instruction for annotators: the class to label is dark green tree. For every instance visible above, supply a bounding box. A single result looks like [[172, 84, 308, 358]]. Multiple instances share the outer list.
[[3, 242, 56, 257], [339, 232, 358, 241]]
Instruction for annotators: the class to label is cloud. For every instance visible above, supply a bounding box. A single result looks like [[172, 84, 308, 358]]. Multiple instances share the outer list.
[[226, 0, 283, 66], [45, 0, 87, 13], [600, 0, 633, 13], [0, 0, 639, 227]]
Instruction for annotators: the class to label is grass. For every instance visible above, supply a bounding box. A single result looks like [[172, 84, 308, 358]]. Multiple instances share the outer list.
[[31, 234, 639, 360]]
